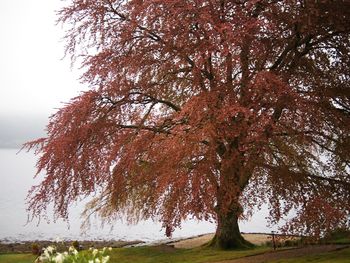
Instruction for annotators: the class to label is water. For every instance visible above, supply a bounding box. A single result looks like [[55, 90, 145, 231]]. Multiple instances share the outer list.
[[0, 149, 274, 242]]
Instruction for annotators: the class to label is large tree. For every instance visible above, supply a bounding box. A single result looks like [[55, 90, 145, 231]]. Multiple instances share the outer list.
[[26, 0, 350, 249]]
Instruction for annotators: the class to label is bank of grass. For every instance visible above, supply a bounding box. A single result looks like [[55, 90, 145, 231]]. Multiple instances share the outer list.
[[0, 253, 36, 263], [270, 246, 350, 263], [108, 245, 268, 263], [1, 243, 350, 263], [0, 246, 268, 263]]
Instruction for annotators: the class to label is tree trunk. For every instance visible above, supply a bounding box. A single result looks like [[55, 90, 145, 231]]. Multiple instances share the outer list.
[[209, 206, 254, 249], [210, 146, 253, 249]]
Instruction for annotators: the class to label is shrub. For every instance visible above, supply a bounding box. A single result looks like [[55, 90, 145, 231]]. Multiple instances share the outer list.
[[32, 243, 40, 255], [323, 228, 350, 244], [71, 241, 80, 251]]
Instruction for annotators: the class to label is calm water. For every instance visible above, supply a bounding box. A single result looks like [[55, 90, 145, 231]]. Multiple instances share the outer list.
[[0, 149, 275, 242]]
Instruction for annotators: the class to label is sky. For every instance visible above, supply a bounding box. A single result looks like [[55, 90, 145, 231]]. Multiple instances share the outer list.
[[0, 0, 84, 148]]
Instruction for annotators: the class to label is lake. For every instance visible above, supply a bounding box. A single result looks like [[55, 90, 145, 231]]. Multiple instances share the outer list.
[[0, 148, 275, 243]]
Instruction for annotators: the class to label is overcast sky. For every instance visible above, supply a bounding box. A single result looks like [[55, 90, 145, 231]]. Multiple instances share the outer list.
[[0, 0, 84, 148]]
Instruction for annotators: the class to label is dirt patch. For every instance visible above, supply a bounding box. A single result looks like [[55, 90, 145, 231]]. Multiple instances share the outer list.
[[214, 245, 349, 263], [242, 233, 272, 246], [170, 233, 272, 249], [169, 234, 214, 249]]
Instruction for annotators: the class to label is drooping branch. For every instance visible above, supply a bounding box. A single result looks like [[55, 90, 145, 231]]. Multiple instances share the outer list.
[[262, 163, 350, 189], [116, 124, 171, 134], [307, 173, 350, 189], [100, 92, 181, 112], [129, 92, 181, 112]]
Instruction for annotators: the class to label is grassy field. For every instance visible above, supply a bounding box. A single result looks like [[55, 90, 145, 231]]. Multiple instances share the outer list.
[[1, 246, 350, 263], [1, 230, 349, 263], [0, 246, 268, 263], [270, 247, 350, 263], [108, 245, 269, 263], [0, 253, 36, 263]]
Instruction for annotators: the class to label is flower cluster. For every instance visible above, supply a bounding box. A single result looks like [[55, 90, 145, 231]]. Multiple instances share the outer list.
[[35, 245, 112, 263]]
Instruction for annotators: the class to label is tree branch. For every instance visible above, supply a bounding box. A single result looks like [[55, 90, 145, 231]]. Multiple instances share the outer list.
[[116, 124, 171, 134], [263, 164, 350, 188], [130, 92, 181, 112]]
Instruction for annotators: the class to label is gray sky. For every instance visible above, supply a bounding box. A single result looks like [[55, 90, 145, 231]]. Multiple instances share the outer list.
[[0, 1, 84, 148]]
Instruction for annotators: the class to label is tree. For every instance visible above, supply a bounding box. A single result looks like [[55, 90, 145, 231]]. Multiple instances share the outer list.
[[26, 0, 350, 249]]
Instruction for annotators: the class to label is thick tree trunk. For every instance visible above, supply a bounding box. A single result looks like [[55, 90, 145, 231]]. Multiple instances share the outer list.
[[209, 206, 254, 249], [210, 145, 253, 249]]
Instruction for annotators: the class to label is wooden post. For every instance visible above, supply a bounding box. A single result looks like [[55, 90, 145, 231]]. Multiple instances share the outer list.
[[271, 231, 276, 250]]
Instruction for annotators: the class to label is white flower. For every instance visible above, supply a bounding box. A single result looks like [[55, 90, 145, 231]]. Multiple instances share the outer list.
[[92, 248, 99, 257], [46, 246, 55, 254], [43, 249, 51, 259], [102, 255, 110, 263], [69, 246, 78, 255], [95, 258, 101, 263], [88, 261, 94, 263], [108, 247, 112, 251], [55, 253, 66, 263]]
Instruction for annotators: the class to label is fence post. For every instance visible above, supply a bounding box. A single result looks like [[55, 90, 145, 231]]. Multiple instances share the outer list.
[[271, 231, 276, 250]]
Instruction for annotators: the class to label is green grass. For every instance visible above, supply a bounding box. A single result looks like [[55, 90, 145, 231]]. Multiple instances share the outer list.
[[1, 245, 349, 263], [0, 246, 268, 263], [107, 245, 269, 263], [330, 238, 350, 245], [0, 253, 36, 263], [270, 247, 350, 263]]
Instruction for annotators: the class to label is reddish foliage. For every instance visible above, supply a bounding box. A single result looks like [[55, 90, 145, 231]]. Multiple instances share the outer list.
[[25, 0, 350, 239]]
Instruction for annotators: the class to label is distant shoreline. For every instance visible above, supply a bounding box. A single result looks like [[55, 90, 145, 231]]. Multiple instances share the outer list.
[[0, 239, 143, 254], [0, 232, 279, 253]]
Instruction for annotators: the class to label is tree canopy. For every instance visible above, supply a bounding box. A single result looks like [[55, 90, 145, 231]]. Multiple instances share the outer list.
[[26, 0, 350, 248]]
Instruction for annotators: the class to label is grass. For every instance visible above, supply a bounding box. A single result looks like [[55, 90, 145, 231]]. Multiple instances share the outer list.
[[0, 243, 349, 263], [108, 245, 268, 263], [270, 246, 350, 263], [0, 253, 36, 263], [0, 246, 268, 263]]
